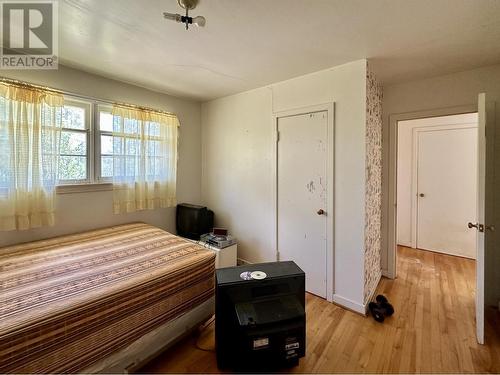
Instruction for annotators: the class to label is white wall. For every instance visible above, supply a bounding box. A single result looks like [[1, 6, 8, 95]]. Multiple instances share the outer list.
[[202, 60, 369, 309], [382, 63, 500, 306], [0, 65, 202, 247], [397, 113, 478, 247]]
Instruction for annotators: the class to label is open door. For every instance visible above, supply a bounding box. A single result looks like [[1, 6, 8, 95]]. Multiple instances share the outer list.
[[469, 93, 495, 344]]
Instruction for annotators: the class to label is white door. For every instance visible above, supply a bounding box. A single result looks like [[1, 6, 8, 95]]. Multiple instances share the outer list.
[[472, 93, 494, 344], [416, 126, 478, 258], [277, 111, 327, 298]]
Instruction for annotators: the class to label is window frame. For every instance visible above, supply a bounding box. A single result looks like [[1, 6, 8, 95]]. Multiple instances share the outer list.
[[56, 98, 93, 186], [95, 104, 113, 183], [52, 95, 173, 191]]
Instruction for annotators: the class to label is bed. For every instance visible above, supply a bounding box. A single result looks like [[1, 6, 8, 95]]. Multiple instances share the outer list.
[[0, 223, 216, 374]]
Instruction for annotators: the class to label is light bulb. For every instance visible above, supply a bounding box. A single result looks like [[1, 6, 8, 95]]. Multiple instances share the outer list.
[[163, 12, 182, 22], [192, 16, 206, 27]]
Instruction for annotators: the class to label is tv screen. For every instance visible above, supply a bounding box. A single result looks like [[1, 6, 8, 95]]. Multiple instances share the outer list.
[[176, 203, 214, 240]]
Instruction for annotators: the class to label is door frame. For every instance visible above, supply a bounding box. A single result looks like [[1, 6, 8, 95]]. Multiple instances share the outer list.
[[411, 123, 478, 254], [387, 104, 477, 278], [272, 103, 335, 302]]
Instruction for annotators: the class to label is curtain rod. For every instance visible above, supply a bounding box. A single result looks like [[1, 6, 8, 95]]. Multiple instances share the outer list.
[[0, 77, 177, 117]]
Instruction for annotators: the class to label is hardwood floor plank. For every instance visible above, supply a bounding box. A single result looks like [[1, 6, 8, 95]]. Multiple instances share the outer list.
[[138, 247, 500, 374]]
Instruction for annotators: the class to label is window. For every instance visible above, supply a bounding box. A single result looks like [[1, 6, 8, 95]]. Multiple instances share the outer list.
[[97, 105, 165, 182], [50, 98, 175, 187], [1, 89, 177, 190], [0, 80, 179, 221], [56, 100, 91, 184]]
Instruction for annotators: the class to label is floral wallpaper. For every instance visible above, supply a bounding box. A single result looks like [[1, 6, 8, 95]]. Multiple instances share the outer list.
[[364, 62, 383, 304]]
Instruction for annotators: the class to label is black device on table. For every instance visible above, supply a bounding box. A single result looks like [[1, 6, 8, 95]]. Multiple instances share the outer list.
[[215, 261, 306, 370], [176, 203, 214, 240]]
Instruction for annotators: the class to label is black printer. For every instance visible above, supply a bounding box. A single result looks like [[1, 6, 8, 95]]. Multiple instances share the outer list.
[[215, 261, 306, 370]]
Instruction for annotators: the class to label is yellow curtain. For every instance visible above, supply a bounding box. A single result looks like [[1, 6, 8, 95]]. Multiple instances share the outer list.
[[0, 83, 64, 231], [111, 105, 179, 214]]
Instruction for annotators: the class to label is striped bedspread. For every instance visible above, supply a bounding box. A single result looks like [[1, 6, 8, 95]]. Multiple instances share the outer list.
[[0, 223, 215, 374]]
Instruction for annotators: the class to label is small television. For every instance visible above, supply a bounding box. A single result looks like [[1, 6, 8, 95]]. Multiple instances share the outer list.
[[176, 203, 214, 240]]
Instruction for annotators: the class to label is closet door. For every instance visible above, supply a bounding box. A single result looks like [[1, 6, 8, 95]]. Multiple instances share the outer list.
[[277, 111, 328, 298]]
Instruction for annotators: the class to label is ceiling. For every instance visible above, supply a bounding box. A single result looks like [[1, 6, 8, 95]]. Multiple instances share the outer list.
[[60, 0, 500, 101]]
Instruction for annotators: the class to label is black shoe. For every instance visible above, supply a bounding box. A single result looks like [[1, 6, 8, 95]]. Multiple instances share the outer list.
[[369, 301, 385, 323], [376, 295, 394, 316], [369, 295, 395, 323]]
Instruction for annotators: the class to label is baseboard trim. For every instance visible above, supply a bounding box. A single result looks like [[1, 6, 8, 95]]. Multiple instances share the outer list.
[[382, 269, 395, 279], [236, 259, 378, 316], [332, 294, 366, 315], [397, 242, 413, 248], [237, 257, 252, 265]]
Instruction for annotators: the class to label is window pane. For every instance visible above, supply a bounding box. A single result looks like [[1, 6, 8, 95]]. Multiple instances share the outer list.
[[101, 156, 113, 178], [59, 156, 87, 180], [0, 155, 9, 185], [125, 138, 139, 155], [100, 111, 113, 131], [42, 157, 57, 183], [147, 157, 162, 177], [112, 156, 124, 177], [124, 118, 138, 134], [60, 131, 87, 155], [126, 157, 137, 176], [146, 140, 160, 156], [146, 122, 160, 137], [101, 135, 114, 155], [1, 122, 10, 186], [62, 105, 85, 130], [42, 129, 57, 154]]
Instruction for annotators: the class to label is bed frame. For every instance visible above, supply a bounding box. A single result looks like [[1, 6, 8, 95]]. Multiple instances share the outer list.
[[83, 298, 214, 373]]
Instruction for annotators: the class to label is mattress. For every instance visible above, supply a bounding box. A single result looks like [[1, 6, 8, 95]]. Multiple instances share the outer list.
[[0, 223, 216, 374]]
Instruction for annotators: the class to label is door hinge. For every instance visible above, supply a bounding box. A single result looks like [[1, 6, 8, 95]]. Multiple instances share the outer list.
[[276, 130, 280, 143], [277, 251, 280, 261]]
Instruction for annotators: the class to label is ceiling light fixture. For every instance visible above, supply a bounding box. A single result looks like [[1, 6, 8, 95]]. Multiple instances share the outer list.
[[163, 0, 206, 30]]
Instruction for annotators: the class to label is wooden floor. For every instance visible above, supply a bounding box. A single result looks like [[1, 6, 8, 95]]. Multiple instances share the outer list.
[[139, 246, 500, 373]]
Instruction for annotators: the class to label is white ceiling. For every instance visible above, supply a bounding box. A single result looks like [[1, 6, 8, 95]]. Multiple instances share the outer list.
[[60, 0, 500, 101]]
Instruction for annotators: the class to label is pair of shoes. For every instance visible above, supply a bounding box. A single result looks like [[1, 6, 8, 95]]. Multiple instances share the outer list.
[[368, 295, 394, 323]]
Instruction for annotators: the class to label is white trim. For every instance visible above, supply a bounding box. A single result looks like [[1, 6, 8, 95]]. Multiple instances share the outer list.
[[335, 272, 382, 315], [58, 99, 93, 185], [240, 255, 375, 316], [332, 294, 365, 315], [56, 183, 112, 194], [397, 241, 413, 248], [237, 257, 252, 266], [387, 104, 477, 279], [272, 103, 335, 303]]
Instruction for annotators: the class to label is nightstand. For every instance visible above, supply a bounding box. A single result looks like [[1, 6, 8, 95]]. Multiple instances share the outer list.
[[190, 240, 237, 269]]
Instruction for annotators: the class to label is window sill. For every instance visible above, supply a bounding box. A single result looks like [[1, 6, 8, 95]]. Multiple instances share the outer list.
[[56, 183, 113, 194]]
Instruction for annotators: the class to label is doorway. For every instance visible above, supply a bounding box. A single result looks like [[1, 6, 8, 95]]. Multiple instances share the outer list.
[[396, 114, 478, 258], [388, 97, 495, 345], [274, 104, 334, 301]]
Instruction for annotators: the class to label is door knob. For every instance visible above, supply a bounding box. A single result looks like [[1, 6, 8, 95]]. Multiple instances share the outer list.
[[317, 209, 326, 216], [468, 222, 485, 232], [419, 193, 425, 197]]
